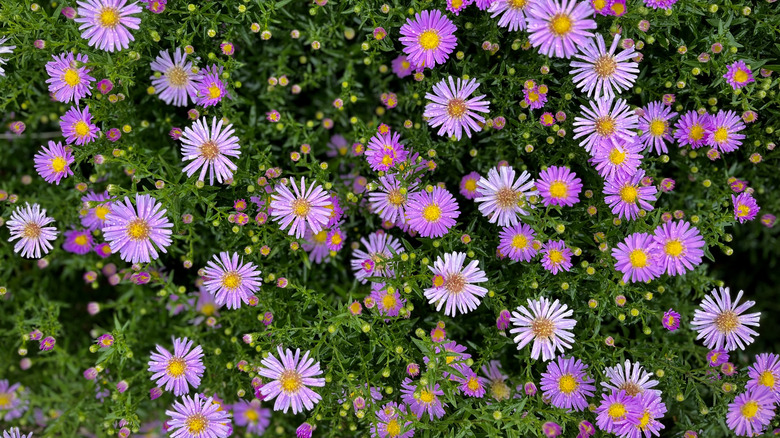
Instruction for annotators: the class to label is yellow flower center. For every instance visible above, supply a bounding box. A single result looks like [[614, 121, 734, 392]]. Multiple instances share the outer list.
[[279, 369, 303, 393], [207, 84, 222, 99], [422, 204, 442, 223], [713, 127, 729, 144], [594, 55, 617, 78], [126, 218, 150, 240], [733, 69, 749, 84], [186, 414, 208, 434], [609, 147, 626, 165], [444, 273, 466, 294], [548, 249, 564, 265], [447, 98, 467, 119], [664, 239, 683, 257], [608, 402, 627, 420], [491, 382, 510, 401], [760, 371, 776, 388], [330, 233, 343, 245], [74, 235, 88, 246], [638, 411, 651, 429], [736, 204, 750, 217], [595, 116, 616, 137], [386, 419, 401, 437], [387, 190, 404, 207], [508, 0, 527, 9], [74, 121, 90, 138], [593, 0, 606, 8], [511, 234, 528, 250], [166, 357, 187, 377], [715, 310, 739, 333], [451, 0, 463, 7], [221, 271, 242, 290], [629, 249, 648, 268], [496, 187, 519, 208], [292, 199, 311, 218], [549, 13, 573, 37], [167, 66, 189, 87], [0, 393, 12, 408], [548, 181, 568, 199], [611, 2, 625, 14], [401, 60, 411, 70], [381, 153, 394, 167], [418, 30, 441, 50], [531, 317, 554, 339], [649, 119, 667, 137], [419, 389, 435, 404], [666, 315, 676, 326], [95, 205, 111, 220], [741, 401, 759, 419], [619, 185, 638, 203], [688, 124, 705, 141], [51, 157, 68, 173], [527, 91, 540, 102], [467, 377, 480, 391], [201, 303, 216, 316], [382, 292, 398, 310], [245, 408, 259, 422], [63, 69, 81, 87], [99, 7, 120, 28], [312, 230, 328, 244], [558, 374, 578, 394]]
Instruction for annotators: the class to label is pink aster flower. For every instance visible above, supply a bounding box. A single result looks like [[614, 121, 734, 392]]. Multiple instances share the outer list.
[[638, 101, 678, 154], [34, 141, 74, 185], [63, 229, 94, 254], [75, 0, 142, 52], [726, 387, 776, 437], [540, 355, 596, 411], [398, 10, 458, 69], [351, 231, 404, 283], [423, 76, 490, 140], [509, 296, 577, 361], [747, 353, 780, 401], [723, 60, 755, 90], [179, 117, 240, 185], [673, 110, 711, 149], [573, 96, 638, 154], [652, 220, 705, 276], [60, 105, 99, 146], [258, 346, 326, 414], [589, 137, 643, 180], [498, 222, 538, 262], [270, 177, 332, 239], [540, 240, 573, 274], [424, 252, 488, 316], [603, 169, 657, 220], [371, 402, 415, 438], [662, 309, 681, 331], [150, 48, 199, 107], [570, 33, 639, 98], [452, 364, 486, 398], [707, 110, 746, 153], [6, 203, 59, 259], [459, 171, 481, 199], [45, 52, 94, 104], [692, 287, 761, 351], [488, 0, 533, 32], [536, 165, 582, 207], [194, 65, 228, 107], [370, 283, 406, 318], [611, 232, 662, 283], [102, 193, 173, 264], [526, 0, 597, 59], [400, 378, 446, 420], [405, 187, 460, 238], [148, 337, 205, 396], [166, 394, 231, 438], [732, 192, 760, 223], [366, 131, 408, 171], [475, 165, 537, 226], [233, 399, 271, 435], [595, 390, 642, 434], [202, 251, 262, 309], [618, 391, 667, 438]]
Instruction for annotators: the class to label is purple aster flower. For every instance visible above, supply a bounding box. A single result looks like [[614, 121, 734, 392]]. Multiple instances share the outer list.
[[536, 165, 582, 207], [63, 229, 94, 255], [326, 228, 345, 251], [570, 33, 639, 98], [150, 48, 199, 107], [400, 378, 446, 420], [60, 105, 99, 146], [662, 308, 681, 331], [257, 346, 326, 414], [202, 251, 262, 309], [673, 110, 711, 149], [2, 427, 32, 438], [424, 251, 488, 316], [80, 190, 112, 231], [370, 283, 406, 318], [638, 101, 678, 154], [270, 177, 332, 239], [618, 391, 667, 438], [0, 381, 27, 422], [75, 0, 142, 52], [643, 0, 677, 8], [371, 402, 415, 438], [481, 360, 512, 401], [603, 169, 658, 220], [423, 76, 490, 140], [391, 55, 414, 78], [166, 394, 231, 438], [523, 85, 547, 109], [351, 231, 404, 283], [509, 296, 577, 361], [179, 117, 240, 185], [611, 232, 662, 284], [398, 10, 457, 69], [447, 0, 473, 14], [488, 0, 532, 31], [195, 65, 228, 107], [726, 387, 776, 437], [652, 220, 705, 276], [595, 390, 642, 434], [475, 165, 537, 226], [540, 240, 573, 274], [589, 137, 643, 180], [526, 0, 597, 59], [498, 222, 538, 262], [732, 192, 760, 223], [707, 349, 728, 367], [540, 355, 596, 411], [451, 364, 486, 398], [326, 134, 349, 157], [45, 52, 94, 104], [296, 423, 313, 438], [148, 337, 205, 396], [707, 110, 746, 153], [6, 203, 59, 259], [232, 399, 271, 435], [573, 97, 638, 154], [747, 353, 780, 402], [405, 187, 460, 238], [39, 336, 56, 351], [602, 360, 660, 397], [33, 141, 74, 185], [303, 228, 330, 264], [102, 193, 173, 264], [691, 287, 761, 351], [543, 422, 562, 438], [368, 174, 418, 223], [0, 37, 16, 77], [366, 131, 408, 171], [723, 60, 755, 90]]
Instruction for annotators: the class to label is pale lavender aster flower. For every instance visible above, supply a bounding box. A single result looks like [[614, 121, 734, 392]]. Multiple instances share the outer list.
[[351, 231, 404, 283], [6, 203, 59, 259], [202, 251, 262, 309], [637, 101, 678, 155], [424, 251, 488, 316], [33, 141, 74, 185], [0, 37, 15, 77], [570, 33, 638, 98], [80, 191, 112, 231], [165, 394, 231, 438], [0, 380, 27, 421], [60, 105, 99, 146], [2, 427, 32, 438], [405, 187, 460, 238], [526, 0, 597, 59], [179, 117, 240, 185], [423, 76, 490, 140], [148, 337, 205, 396], [102, 194, 173, 264], [232, 399, 271, 435], [603, 169, 657, 220], [45, 52, 94, 104], [459, 171, 481, 199], [573, 97, 638, 154], [302, 228, 330, 264], [270, 177, 332, 239], [481, 360, 512, 401], [150, 48, 199, 107], [691, 287, 760, 351], [258, 346, 326, 414], [612, 232, 662, 284], [488, 0, 534, 32], [509, 296, 577, 361], [75, 0, 142, 52], [601, 360, 660, 397], [400, 378, 446, 420], [368, 174, 418, 223], [652, 220, 705, 276], [398, 10, 458, 69], [540, 355, 596, 411], [726, 387, 775, 437], [475, 165, 537, 226]]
